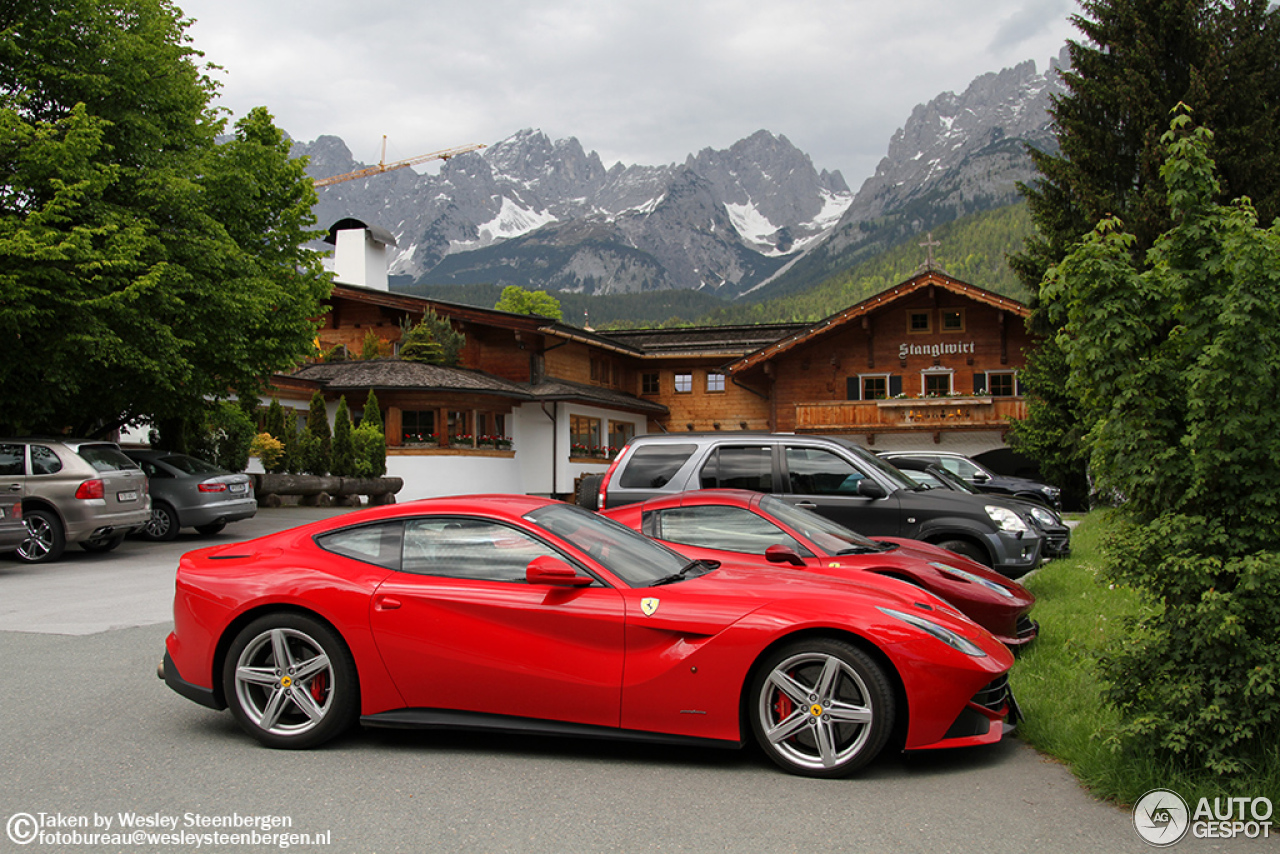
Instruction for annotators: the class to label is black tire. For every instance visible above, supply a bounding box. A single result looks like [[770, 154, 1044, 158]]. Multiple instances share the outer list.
[[935, 538, 990, 567], [195, 520, 227, 536], [16, 508, 65, 564], [576, 473, 603, 510], [748, 638, 894, 778], [80, 533, 126, 553], [142, 503, 181, 541], [222, 613, 359, 749]]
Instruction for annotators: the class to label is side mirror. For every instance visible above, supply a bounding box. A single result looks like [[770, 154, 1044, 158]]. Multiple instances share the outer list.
[[765, 544, 807, 566], [857, 479, 887, 499], [971, 472, 990, 484], [526, 555, 594, 587]]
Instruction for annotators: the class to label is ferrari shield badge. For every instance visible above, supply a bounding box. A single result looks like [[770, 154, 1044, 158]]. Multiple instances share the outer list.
[[640, 597, 660, 616]]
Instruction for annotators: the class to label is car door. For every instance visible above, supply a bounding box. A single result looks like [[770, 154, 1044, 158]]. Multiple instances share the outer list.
[[0, 443, 25, 499], [779, 444, 903, 536], [367, 515, 627, 728]]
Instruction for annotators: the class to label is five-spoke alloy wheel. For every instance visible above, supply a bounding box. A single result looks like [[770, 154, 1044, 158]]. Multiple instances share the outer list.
[[17, 508, 65, 564], [222, 613, 358, 749], [749, 638, 894, 778], [143, 503, 180, 541]]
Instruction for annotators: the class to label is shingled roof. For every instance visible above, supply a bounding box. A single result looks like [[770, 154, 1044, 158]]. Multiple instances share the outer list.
[[525, 377, 668, 414], [291, 360, 533, 398]]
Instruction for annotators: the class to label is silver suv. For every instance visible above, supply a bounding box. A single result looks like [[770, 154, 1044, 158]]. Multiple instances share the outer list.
[[0, 439, 151, 563]]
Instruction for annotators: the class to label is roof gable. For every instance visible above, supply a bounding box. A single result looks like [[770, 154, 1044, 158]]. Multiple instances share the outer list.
[[721, 270, 1030, 374]]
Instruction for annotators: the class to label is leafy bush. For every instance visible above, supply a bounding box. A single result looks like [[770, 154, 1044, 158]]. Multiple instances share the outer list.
[[188, 401, 256, 472], [249, 432, 285, 472], [1100, 516, 1280, 776]]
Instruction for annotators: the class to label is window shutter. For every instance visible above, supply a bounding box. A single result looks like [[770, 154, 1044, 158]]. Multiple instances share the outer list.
[[889, 375, 902, 397], [846, 377, 860, 400], [1015, 373, 1023, 396], [973, 373, 987, 394]]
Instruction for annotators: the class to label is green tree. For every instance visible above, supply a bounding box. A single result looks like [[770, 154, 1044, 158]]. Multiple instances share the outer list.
[[0, 0, 330, 437], [360, 328, 385, 360], [494, 284, 563, 320], [398, 309, 465, 366], [1010, 0, 1280, 493], [330, 396, 355, 477], [1047, 113, 1280, 774], [359, 389, 383, 433]]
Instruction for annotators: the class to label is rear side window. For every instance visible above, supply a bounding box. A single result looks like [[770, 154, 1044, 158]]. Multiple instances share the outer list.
[[76, 444, 138, 473], [30, 446, 62, 475], [0, 444, 24, 476], [618, 444, 696, 489], [316, 521, 403, 570], [699, 446, 773, 491]]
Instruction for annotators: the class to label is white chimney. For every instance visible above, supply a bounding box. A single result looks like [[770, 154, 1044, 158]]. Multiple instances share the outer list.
[[326, 219, 397, 291]]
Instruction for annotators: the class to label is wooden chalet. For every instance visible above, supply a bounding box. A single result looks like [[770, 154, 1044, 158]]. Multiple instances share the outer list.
[[268, 221, 1037, 500]]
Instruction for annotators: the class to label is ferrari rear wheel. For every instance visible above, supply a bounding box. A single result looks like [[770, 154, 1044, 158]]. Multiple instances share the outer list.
[[223, 613, 358, 749], [749, 638, 894, 778]]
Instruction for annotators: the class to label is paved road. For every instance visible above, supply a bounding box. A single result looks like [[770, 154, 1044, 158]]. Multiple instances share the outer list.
[[0, 508, 1266, 853]]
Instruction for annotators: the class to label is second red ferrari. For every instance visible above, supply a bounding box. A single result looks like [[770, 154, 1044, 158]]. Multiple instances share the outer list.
[[603, 489, 1037, 648]]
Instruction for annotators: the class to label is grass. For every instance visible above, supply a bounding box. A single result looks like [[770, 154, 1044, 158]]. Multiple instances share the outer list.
[[1011, 511, 1280, 806]]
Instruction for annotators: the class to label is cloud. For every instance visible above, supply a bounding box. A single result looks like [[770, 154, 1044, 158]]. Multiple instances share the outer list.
[[178, 0, 1078, 185]]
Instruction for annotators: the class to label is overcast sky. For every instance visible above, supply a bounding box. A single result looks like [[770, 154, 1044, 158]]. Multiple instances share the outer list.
[[175, 0, 1082, 189]]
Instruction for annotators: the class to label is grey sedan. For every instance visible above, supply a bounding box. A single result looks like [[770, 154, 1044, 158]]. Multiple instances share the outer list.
[[125, 450, 256, 541]]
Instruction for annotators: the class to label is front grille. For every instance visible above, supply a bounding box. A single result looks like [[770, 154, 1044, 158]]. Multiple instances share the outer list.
[[971, 675, 1010, 713], [1016, 614, 1038, 639]]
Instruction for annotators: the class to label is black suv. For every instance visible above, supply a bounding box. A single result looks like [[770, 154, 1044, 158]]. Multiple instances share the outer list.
[[877, 450, 1061, 509], [581, 433, 1044, 578]]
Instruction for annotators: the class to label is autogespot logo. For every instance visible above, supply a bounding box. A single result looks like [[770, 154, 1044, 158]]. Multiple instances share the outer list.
[[1134, 789, 1191, 847]]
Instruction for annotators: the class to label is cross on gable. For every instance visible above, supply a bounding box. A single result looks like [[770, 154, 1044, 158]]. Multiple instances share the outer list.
[[919, 232, 941, 270]]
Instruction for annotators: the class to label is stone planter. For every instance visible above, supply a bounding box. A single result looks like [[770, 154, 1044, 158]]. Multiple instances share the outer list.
[[253, 473, 404, 508]]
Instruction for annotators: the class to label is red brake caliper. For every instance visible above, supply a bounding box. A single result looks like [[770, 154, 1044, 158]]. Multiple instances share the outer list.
[[309, 672, 328, 703]]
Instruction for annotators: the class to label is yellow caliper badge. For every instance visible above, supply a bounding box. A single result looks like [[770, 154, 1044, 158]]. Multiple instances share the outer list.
[[640, 598, 659, 616]]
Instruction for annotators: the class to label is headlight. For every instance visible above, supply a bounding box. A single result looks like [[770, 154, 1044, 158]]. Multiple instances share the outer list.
[[985, 505, 1028, 533], [1028, 506, 1059, 528], [929, 561, 1015, 599], [878, 607, 988, 657]]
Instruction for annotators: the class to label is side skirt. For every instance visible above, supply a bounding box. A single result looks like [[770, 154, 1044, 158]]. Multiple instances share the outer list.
[[361, 708, 742, 751]]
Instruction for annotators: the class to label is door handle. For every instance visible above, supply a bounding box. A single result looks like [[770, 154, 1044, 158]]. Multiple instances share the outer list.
[[795, 501, 817, 509], [374, 596, 402, 611]]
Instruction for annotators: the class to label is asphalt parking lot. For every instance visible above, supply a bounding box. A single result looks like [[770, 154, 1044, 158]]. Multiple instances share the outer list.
[[0, 507, 1264, 853]]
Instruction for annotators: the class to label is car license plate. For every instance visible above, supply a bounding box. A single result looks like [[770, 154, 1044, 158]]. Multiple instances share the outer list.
[[117, 491, 138, 502], [230, 483, 248, 493]]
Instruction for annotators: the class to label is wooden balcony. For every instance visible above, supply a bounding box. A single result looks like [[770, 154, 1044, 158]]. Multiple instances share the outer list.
[[793, 397, 1027, 436]]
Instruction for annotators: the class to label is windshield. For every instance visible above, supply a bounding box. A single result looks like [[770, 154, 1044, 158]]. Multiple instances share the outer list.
[[927, 465, 983, 494], [842, 444, 920, 491], [757, 495, 888, 555], [525, 503, 693, 588], [158, 454, 226, 475]]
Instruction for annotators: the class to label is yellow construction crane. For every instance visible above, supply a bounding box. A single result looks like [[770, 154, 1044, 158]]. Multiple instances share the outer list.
[[314, 138, 486, 187]]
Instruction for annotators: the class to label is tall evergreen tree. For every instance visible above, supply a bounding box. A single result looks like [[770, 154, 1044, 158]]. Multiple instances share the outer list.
[[1009, 0, 1280, 501]]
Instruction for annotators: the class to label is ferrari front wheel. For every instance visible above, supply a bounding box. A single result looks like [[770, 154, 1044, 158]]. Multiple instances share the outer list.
[[749, 638, 894, 778], [222, 613, 358, 749]]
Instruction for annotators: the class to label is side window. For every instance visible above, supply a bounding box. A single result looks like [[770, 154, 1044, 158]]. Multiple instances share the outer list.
[[650, 506, 807, 556], [30, 446, 62, 475], [0, 444, 24, 476], [699, 446, 772, 491], [316, 522, 403, 570], [401, 517, 559, 582], [139, 461, 173, 479], [785, 447, 866, 496], [938, 457, 980, 479], [618, 444, 696, 489]]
